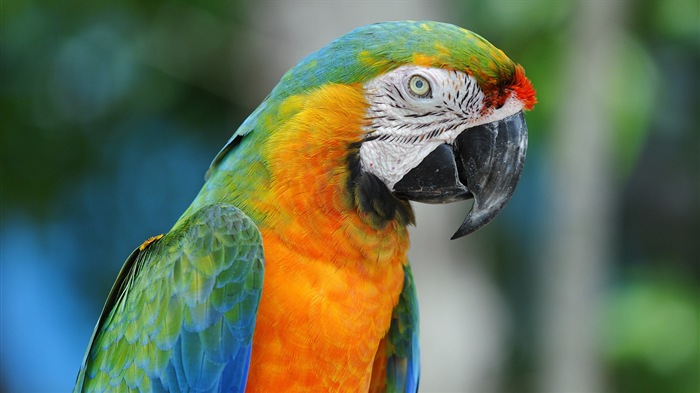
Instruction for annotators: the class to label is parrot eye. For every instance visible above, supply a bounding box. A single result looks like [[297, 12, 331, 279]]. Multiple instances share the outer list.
[[407, 75, 431, 98]]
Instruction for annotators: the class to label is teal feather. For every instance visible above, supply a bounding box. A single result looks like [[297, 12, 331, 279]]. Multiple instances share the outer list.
[[74, 204, 264, 392], [383, 263, 421, 392]]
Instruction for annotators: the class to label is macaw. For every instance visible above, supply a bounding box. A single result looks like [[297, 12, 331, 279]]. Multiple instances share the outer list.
[[74, 21, 535, 392]]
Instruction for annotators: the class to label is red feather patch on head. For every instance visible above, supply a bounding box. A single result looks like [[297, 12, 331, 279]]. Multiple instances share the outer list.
[[511, 65, 537, 110], [479, 64, 536, 113]]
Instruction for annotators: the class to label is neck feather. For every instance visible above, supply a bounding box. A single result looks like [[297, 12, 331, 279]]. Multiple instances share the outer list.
[[185, 83, 413, 266]]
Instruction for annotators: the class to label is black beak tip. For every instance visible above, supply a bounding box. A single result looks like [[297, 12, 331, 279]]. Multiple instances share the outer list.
[[451, 222, 476, 240], [449, 200, 502, 239]]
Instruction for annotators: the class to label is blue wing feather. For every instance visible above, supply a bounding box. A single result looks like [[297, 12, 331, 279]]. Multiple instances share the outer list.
[[380, 263, 421, 393], [74, 204, 264, 392]]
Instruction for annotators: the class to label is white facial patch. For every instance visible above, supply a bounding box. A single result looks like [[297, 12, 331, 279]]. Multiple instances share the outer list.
[[359, 65, 524, 190]]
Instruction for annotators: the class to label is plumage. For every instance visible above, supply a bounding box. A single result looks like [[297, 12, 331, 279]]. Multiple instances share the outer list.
[[74, 205, 264, 392], [75, 21, 535, 392]]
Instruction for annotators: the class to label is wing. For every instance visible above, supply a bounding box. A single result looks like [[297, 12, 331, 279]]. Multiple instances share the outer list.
[[74, 204, 265, 393], [369, 263, 421, 393]]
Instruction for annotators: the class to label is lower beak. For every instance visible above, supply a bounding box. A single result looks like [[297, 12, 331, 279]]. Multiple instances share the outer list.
[[392, 111, 528, 239]]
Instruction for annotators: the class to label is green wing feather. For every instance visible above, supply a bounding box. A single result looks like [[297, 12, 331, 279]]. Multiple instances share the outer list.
[[382, 263, 421, 393], [74, 204, 264, 392]]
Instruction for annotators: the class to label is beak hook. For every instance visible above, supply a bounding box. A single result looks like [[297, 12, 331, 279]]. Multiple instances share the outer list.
[[451, 112, 528, 239]]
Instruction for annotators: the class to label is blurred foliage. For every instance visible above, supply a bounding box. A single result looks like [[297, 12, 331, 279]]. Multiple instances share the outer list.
[[1, 0, 698, 392], [1, 0, 251, 217], [604, 269, 699, 393]]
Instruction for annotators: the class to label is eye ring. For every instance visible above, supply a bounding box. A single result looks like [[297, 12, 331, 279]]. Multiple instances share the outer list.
[[407, 75, 431, 98]]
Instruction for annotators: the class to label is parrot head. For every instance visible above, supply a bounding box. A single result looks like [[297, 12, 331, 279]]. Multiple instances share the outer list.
[[208, 21, 536, 239]]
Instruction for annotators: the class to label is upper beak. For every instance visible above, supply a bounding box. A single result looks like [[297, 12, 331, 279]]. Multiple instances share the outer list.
[[392, 111, 528, 239]]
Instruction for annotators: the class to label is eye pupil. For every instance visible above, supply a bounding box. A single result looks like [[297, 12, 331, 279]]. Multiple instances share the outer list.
[[408, 75, 431, 98]]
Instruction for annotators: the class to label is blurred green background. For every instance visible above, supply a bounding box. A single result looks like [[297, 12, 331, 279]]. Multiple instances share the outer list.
[[1, 1, 698, 392]]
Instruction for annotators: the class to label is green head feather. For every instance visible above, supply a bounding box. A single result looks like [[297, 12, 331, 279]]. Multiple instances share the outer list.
[[274, 21, 519, 99], [223, 21, 525, 146]]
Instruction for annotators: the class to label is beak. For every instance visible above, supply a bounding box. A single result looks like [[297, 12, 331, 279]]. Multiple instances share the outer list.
[[392, 111, 528, 239]]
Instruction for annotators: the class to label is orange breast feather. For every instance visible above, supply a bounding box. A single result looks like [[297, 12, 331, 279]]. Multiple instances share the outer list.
[[244, 84, 410, 391]]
